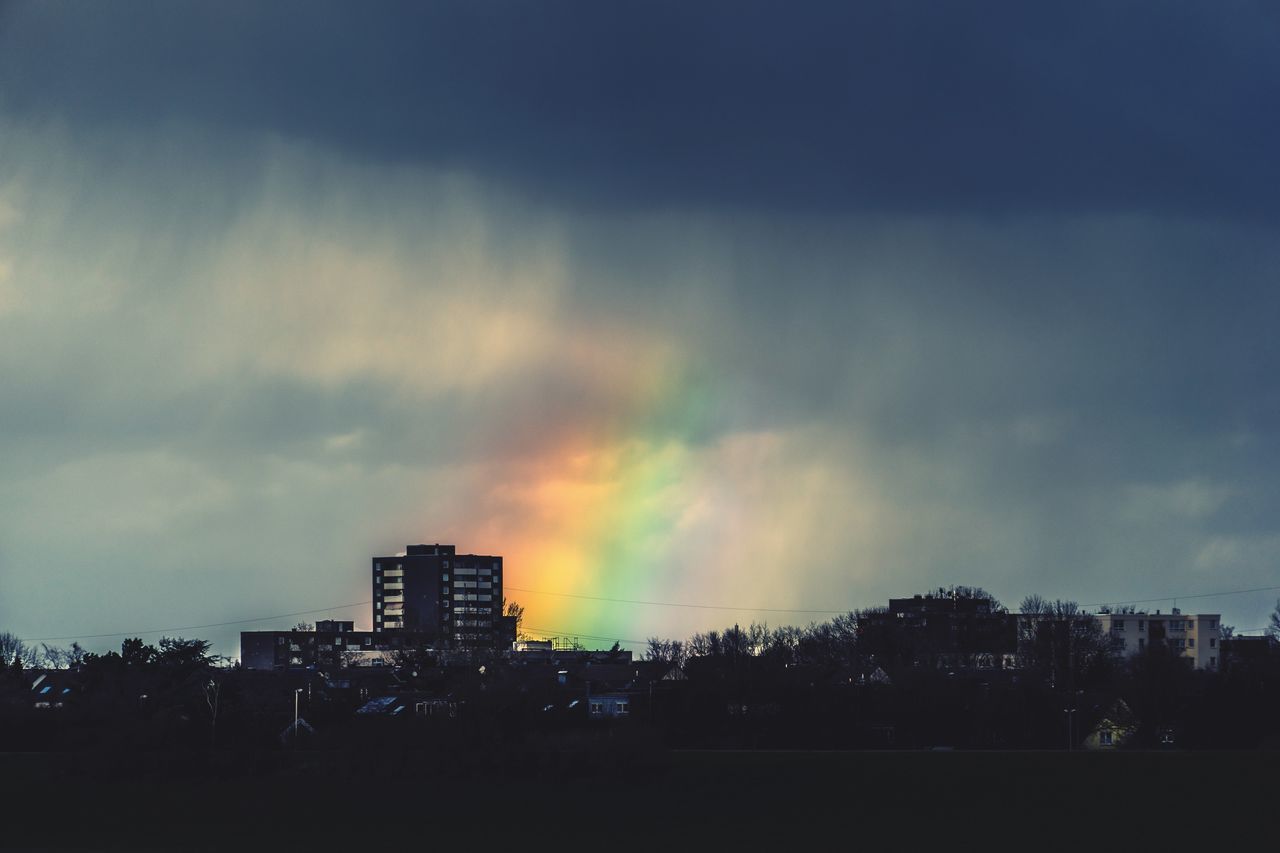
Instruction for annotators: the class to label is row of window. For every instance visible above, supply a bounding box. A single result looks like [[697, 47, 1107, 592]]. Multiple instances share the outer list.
[[1111, 618, 1217, 632], [1132, 637, 1216, 650], [452, 566, 497, 576]]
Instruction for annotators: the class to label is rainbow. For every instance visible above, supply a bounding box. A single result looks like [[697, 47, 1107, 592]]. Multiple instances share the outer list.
[[452, 341, 718, 647]]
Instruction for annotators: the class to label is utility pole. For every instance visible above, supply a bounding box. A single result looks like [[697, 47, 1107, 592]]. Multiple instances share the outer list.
[[294, 687, 302, 748]]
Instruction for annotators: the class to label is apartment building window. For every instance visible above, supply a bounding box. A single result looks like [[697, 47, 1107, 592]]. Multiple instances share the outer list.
[[1100, 730, 1113, 746], [1138, 620, 1145, 630], [1188, 638, 1195, 648], [1210, 638, 1216, 648], [1209, 656, 1216, 667], [1114, 620, 1125, 631], [1138, 638, 1145, 650]]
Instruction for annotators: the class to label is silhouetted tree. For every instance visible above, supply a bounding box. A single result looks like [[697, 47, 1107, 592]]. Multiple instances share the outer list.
[[1268, 598, 1280, 641], [120, 637, 157, 666], [0, 632, 31, 671], [156, 637, 214, 671], [1017, 597, 1116, 689], [644, 638, 687, 677], [38, 642, 86, 670]]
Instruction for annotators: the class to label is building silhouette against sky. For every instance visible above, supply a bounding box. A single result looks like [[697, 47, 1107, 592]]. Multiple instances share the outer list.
[[373, 544, 506, 649]]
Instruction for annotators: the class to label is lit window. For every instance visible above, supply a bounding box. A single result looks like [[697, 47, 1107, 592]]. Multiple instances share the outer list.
[[1100, 730, 1113, 746]]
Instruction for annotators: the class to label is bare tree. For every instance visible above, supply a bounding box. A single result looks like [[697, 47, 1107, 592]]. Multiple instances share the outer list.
[[0, 632, 30, 669], [502, 598, 526, 639], [1268, 598, 1280, 641], [38, 641, 86, 670], [643, 638, 687, 677]]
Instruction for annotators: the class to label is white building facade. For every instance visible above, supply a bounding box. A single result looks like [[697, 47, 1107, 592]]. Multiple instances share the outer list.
[[1094, 609, 1221, 669]]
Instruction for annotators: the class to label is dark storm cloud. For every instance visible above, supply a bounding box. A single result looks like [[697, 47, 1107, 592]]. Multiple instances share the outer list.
[[3, 0, 1278, 217]]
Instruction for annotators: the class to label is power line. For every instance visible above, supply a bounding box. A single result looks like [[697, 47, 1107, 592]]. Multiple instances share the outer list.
[[16, 581, 1279, 645], [505, 584, 849, 614], [1078, 584, 1280, 610], [520, 624, 648, 647], [18, 601, 372, 643]]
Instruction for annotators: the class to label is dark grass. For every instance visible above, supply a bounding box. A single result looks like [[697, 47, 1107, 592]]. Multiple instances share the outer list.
[[1, 748, 1272, 849]]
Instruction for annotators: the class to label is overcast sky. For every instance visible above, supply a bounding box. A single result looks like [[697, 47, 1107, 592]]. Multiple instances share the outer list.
[[2, 1, 1279, 657]]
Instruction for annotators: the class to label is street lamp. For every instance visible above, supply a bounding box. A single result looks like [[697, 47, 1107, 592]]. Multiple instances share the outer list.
[[1064, 688, 1083, 751], [294, 687, 303, 748]]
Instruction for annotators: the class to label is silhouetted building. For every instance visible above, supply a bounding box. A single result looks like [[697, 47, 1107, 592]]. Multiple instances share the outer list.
[[859, 591, 1018, 669], [239, 625, 441, 670], [373, 544, 505, 649], [241, 622, 373, 670], [1220, 634, 1274, 672]]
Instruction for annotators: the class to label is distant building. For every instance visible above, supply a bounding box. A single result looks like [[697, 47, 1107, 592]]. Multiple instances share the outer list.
[[373, 544, 505, 650], [1094, 609, 1221, 669], [859, 591, 1018, 669], [1083, 699, 1137, 750], [240, 623, 439, 670], [1220, 634, 1274, 673], [241, 622, 373, 670]]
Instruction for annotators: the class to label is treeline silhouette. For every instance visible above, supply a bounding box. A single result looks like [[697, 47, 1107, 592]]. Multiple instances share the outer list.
[[2, 589, 1279, 754]]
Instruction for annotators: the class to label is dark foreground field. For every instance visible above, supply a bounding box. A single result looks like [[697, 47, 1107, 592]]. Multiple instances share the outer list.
[[1, 747, 1273, 849]]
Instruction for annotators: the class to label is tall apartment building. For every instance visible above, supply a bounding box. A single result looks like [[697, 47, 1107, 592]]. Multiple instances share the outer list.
[[373, 543, 506, 649], [1094, 609, 1221, 669]]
